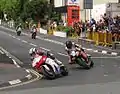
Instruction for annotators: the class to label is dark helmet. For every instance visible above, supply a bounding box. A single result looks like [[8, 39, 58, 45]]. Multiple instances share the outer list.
[[66, 41, 72, 49]]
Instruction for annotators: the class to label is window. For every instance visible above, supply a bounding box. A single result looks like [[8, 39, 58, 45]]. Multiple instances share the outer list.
[[72, 9, 79, 19]]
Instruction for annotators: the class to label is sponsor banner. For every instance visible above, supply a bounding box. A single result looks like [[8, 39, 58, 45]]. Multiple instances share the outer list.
[[66, 0, 79, 6]]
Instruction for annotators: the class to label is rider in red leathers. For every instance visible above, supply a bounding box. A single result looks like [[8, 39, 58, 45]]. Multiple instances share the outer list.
[[65, 41, 89, 65], [29, 48, 62, 71]]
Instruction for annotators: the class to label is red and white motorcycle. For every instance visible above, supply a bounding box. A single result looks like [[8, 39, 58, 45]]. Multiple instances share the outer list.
[[32, 52, 68, 80]]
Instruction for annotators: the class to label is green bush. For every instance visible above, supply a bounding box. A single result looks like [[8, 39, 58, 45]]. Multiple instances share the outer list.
[[56, 25, 65, 31], [56, 25, 74, 33]]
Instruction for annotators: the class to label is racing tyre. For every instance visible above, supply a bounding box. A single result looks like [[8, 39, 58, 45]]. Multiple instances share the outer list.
[[41, 65, 56, 80], [85, 60, 94, 69], [60, 66, 68, 76], [32, 32, 36, 39], [90, 60, 94, 68], [17, 31, 21, 36]]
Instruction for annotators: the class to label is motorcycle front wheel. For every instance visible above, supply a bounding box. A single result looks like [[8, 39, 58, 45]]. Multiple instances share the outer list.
[[60, 66, 68, 76], [41, 65, 56, 80]]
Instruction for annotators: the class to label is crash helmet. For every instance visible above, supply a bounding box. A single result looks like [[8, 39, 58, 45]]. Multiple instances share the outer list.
[[66, 41, 73, 49], [36, 48, 45, 55], [29, 48, 37, 56]]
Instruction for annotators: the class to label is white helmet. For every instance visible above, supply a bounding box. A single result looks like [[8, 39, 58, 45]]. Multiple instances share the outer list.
[[29, 48, 37, 55]]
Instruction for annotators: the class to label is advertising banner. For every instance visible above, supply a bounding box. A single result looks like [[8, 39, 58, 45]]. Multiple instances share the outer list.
[[66, 0, 79, 6]]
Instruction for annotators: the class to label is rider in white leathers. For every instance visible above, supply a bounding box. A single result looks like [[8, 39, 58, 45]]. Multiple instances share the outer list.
[[29, 48, 62, 73]]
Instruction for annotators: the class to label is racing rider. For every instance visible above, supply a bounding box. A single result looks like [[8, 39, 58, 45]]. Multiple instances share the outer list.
[[65, 41, 89, 65], [29, 48, 62, 70]]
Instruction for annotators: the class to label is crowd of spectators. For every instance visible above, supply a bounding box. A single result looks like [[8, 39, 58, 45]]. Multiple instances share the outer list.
[[72, 13, 120, 41]]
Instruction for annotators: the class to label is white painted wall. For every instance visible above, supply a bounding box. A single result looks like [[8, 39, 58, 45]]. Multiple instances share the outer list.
[[92, 4, 106, 21], [54, 0, 63, 7]]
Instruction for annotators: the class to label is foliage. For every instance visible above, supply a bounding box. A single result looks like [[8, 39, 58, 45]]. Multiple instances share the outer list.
[[0, 0, 19, 20], [22, 0, 48, 22], [56, 25, 74, 33]]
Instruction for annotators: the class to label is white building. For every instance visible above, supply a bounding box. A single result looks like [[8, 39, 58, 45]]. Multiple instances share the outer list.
[[54, 0, 119, 21]]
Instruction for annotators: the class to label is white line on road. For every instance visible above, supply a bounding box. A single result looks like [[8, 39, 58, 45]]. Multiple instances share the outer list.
[[86, 49, 93, 51], [102, 50, 107, 54], [40, 47, 50, 51], [57, 52, 120, 59], [12, 36, 16, 38], [0, 50, 4, 54], [57, 52, 68, 57], [0, 69, 42, 90], [8, 34, 12, 36], [0, 46, 23, 64], [29, 43, 37, 47], [12, 59, 20, 68], [21, 40, 28, 43], [9, 79, 22, 85], [111, 52, 118, 56]]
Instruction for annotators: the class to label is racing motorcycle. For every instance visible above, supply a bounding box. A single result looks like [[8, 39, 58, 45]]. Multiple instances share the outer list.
[[31, 32, 36, 39], [32, 52, 68, 80], [16, 27, 21, 36], [70, 49, 94, 69]]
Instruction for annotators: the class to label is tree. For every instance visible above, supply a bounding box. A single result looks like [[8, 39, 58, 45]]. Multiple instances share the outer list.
[[0, 0, 19, 20], [22, 0, 48, 22]]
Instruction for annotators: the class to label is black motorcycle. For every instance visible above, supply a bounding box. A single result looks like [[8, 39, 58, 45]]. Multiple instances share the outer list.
[[16, 31, 21, 36]]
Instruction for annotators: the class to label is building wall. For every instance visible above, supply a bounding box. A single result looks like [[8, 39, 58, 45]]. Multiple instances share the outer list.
[[94, 0, 118, 5], [54, 0, 119, 21]]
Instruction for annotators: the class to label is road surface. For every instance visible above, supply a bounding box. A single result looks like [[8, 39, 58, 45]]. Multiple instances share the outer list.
[[0, 27, 120, 94]]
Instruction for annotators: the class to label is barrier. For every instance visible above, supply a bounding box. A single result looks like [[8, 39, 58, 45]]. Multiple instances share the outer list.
[[87, 31, 113, 46]]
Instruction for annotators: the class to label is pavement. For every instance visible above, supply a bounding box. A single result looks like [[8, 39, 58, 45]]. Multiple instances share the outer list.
[[0, 46, 40, 90], [0, 26, 120, 94]]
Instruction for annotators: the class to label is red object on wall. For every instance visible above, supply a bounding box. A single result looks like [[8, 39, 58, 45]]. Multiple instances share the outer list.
[[67, 6, 80, 26]]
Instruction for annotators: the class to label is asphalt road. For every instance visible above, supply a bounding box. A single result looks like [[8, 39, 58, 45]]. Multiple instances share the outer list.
[[0, 27, 120, 94], [0, 53, 28, 85]]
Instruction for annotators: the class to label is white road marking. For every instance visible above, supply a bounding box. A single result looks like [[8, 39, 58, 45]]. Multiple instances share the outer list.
[[9, 56, 12, 58], [57, 52, 68, 56], [40, 47, 50, 51], [86, 49, 93, 51], [111, 52, 118, 56], [113, 65, 117, 67], [0, 46, 23, 64], [29, 43, 37, 47], [0, 69, 42, 90], [22, 40, 28, 43], [26, 69, 30, 73], [26, 74, 32, 80], [102, 50, 107, 54], [104, 74, 108, 77], [101, 65, 105, 67], [9, 79, 22, 85], [93, 50, 98, 53], [37, 36, 65, 46], [1, 26, 119, 57], [8, 34, 12, 36], [22, 33, 28, 36], [12, 36, 16, 38], [0, 50, 4, 54], [12, 59, 20, 68], [16, 38, 21, 40]]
